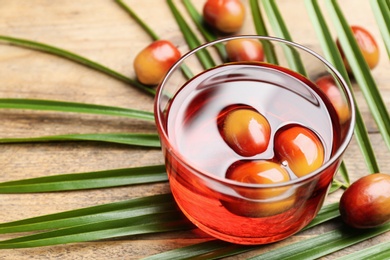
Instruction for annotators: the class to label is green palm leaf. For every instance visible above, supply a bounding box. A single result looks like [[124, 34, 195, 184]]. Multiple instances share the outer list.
[[115, 0, 159, 41], [0, 213, 187, 249], [336, 240, 390, 260], [116, 0, 193, 79], [261, 0, 306, 75], [0, 98, 154, 121], [0, 35, 155, 96], [248, 223, 390, 260], [182, 0, 227, 60], [0, 194, 193, 248], [0, 194, 176, 233], [370, 0, 390, 57], [305, 0, 379, 175], [144, 240, 254, 260], [249, 0, 279, 64], [142, 202, 341, 259], [0, 133, 160, 147], [326, 0, 390, 151], [261, 0, 351, 186], [0, 165, 167, 193], [167, 0, 215, 70]]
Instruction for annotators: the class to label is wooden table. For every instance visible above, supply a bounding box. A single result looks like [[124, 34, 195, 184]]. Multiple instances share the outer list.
[[0, 0, 388, 259]]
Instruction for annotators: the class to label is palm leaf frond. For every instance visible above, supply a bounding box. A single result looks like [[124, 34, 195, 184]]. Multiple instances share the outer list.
[[0, 165, 167, 193], [305, 0, 379, 174], [0, 98, 154, 121], [326, 0, 390, 151], [0, 35, 155, 96], [0, 133, 160, 147]]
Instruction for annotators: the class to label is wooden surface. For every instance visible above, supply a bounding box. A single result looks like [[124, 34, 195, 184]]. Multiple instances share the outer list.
[[0, 0, 389, 259]]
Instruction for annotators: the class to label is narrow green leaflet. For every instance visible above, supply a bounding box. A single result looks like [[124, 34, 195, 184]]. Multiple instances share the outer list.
[[0, 213, 189, 249], [336, 240, 390, 260], [143, 202, 341, 259], [0, 98, 154, 121], [326, 0, 390, 151], [0, 195, 193, 248], [0, 165, 167, 193], [308, 0, 380, 174], [0, 194, 176, 233], [0, 35, 155, 96], [167, 0, 215, 70], [305, 0, 380, 174], [115, 0, 159, 41], [0, 133, 160, 147], [261, 0, 352, 183], [182, 0, 227, 60], [329, 180, 345, 194], [248, 223, 390, 260], [144, 240, 255, 260], [249, 0, 279, 64], [370, 0, 390, 57], [329, 181, 342, 193], [260, 0, 307, 75], [338, 163, 350, 187], [116, 0, 193, 79]]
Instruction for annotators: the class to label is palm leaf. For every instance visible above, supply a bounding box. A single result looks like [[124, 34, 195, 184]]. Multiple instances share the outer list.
[[336, 240, 390, 260], [261, 0, 352, 186], [0, 165, 167, 193], [248, 223, 390, 259], [260, 0, 306, 75], [326, 0, 390, 151], [143, 240, 254, 260], [370, 0, 390, 57], [305, 0, 379, 175], [115, 0, 159, 41], [167, 0, 215, 70], [249, 0, 279, 64], [117, 0, 194, 79], [0, 133, 160, 147], [0, 98, 154, 121], [0, 213, 188, 249], [0, 36, 155, 96], [0, 194, 175, 233], [182, 0, 227, 60], [0, 194, 193, 248], [142, 202, 341, 259]]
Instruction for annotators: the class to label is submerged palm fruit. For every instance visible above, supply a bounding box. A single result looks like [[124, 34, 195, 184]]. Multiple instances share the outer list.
[[203, 0, 245, 34], [223, 160, 294, 217], [225, 39, 264, 62], [316, 75, 350, 125], [226, 160, 290, 199], [133, 40, 181, 85], [339, 173, 390, 229], [274, 125, 324, 178], [221, 107, 271, 157]]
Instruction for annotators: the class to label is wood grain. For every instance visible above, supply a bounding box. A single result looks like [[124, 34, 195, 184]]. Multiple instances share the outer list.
[[0, 0, 389, 259]]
